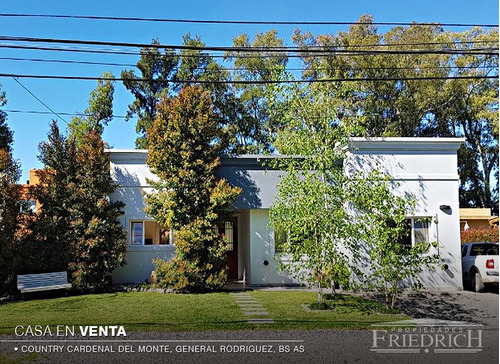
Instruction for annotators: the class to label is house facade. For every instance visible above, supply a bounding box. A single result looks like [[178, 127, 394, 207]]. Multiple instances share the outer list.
[[109, 137, 464, 290]]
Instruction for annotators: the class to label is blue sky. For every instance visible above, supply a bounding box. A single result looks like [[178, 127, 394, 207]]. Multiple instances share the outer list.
[[0, 0, 498, 182]]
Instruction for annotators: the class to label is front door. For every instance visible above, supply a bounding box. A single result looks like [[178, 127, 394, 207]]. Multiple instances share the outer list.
[[223, 219, 238, 280]]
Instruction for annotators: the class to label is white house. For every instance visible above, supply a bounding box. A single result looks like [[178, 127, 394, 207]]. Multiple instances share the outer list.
[[109, 137, 464, 290]]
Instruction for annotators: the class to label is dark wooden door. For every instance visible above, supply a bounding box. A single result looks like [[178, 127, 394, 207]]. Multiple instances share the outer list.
[[223, 219, 238, 279]]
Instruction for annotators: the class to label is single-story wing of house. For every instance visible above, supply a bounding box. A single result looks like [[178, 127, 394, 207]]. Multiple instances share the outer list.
[[109, 137, 464, 290]]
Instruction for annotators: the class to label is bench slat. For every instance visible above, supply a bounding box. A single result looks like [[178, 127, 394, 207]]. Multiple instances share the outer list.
[[17, 271, 70, 293]]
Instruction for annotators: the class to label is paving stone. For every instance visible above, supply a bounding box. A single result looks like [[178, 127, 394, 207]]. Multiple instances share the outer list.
[[243, 311, 269, 316], [239, 303, 263, 306], [230, 291, 274, 324]]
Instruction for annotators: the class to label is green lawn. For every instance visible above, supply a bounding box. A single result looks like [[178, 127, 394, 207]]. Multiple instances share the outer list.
[[0, 291, 409, 334]]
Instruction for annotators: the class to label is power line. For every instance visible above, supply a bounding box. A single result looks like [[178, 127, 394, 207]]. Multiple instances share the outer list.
[[0, 43, 497, 59], [2, 73, 496, 84], [0, 13, 497, 28], [0, 56, 136, 68], [1, 56, 496, 73], [5, 109, 130, 119], [0, 44, 141, 56], [1, 36, 498, 55], [12, 77, 68, 124], [2, 35, 498, 50]]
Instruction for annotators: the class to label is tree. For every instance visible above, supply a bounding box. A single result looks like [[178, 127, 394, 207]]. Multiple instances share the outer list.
[[27, 121, 79, 273], [267, 72, 440, 307], [68, 72, 115, 146], [0, 87, 23, 293], [292, 15, 499, 213], [122, 39, 178, 148], [267, 78, 359, 302], [226, 30, 289, 153], [146, 85, 241, 292], [428, 28, 499, 213], [27, 122, 126, 292], [346, 171, 440, 309], [0, 84, 12, 150], [68, 131, 127, 292], [177, 34, 254, 154]]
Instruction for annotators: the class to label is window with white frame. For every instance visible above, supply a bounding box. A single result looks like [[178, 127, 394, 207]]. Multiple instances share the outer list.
[[131, 221, 143, 245], [130, 220, 171, 245], [403, 217, 431, 251]]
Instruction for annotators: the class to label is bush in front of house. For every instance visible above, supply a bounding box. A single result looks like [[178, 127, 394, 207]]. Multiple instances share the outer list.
[[461, 226, 499, 243]]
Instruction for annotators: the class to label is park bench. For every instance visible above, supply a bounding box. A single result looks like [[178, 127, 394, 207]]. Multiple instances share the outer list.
[[17, 271, 71, 293]]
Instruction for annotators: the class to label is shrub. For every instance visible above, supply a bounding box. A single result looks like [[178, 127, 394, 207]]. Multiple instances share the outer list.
[[461, 226, 499, 243]]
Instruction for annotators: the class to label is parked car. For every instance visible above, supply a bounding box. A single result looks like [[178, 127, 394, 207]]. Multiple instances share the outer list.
[[462, 242, 499, 292]]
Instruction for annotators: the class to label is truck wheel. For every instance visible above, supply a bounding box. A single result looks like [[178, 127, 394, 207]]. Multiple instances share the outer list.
[[471, 271, 485, 293]]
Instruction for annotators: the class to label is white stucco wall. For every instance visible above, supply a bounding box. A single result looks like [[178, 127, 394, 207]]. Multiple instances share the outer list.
[[346, 138, 463, 290], [248, 209, 297, 285], [107, 138, 464, 289], [113, 245, 175, 284]]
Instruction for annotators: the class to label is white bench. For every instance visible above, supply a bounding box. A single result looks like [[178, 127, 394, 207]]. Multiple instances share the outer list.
[[17, 272, 71, 293]]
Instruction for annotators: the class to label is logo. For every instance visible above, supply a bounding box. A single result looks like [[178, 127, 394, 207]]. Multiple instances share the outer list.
[[371, 319, 483, 354]]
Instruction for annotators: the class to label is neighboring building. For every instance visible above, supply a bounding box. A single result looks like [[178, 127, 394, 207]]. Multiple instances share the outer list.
[[20, 169, 40, 213], [109, 138, 464, 290], [459, 208, 497, 231]]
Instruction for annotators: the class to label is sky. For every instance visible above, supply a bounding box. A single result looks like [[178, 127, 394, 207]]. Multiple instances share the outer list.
[[0, 0, 498, 183]]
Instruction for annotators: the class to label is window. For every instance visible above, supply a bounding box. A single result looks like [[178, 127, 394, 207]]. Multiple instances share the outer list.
[[274, 226, 310, 254], [27, 200, 36, 213], [274, 226, 288, 253], [402, 217, 432, 251], [215, 221, 235, 251], [160, 228, 170, 245], [131, 221, 143, 245], [130, 221, 171, 245], [225, 221, 234, 251], [461, 245, 468, 258], [470, 244, 498, 256]]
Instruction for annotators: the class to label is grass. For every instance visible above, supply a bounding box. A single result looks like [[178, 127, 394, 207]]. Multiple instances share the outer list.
[[0, 291, 409, 335], [252, 291, 406, 330]]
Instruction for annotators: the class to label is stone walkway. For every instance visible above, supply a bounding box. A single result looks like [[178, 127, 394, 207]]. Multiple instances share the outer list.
[[230, 291, 275, 324]]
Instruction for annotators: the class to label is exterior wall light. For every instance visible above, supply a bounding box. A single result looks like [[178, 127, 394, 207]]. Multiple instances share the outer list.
[[439, 204, 451, 212]]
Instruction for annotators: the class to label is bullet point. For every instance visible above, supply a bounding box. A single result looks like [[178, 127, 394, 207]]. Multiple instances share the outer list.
[[14, 347, 18, 351]]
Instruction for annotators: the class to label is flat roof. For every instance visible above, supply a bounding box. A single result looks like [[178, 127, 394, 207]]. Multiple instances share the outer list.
[[106, 137, 465, 156]]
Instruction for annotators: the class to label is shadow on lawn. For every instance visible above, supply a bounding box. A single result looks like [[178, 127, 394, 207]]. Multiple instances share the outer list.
[[364, 292, 486, 324]]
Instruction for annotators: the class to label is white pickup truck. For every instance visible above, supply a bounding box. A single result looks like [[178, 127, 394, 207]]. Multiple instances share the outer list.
[[462, 242, 499, 292]]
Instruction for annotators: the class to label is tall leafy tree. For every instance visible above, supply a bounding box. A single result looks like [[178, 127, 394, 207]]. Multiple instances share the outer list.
[[424, 28, 499, 212], [0, 86, 23, 293], [293, 15, 499, 212], [267, 75, 440, 307], [68, 72, 115, 146], [69, 131, 127, 292], [225, 30, 289, 153], [0, 84, 12, 150], [27, 121, 79, 273], [268, 79, 359, 302], [27, 122, 126, 291], [177, 34, 249, 154], [122, 39, 179, 148], [146, 85, 241, 292]]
